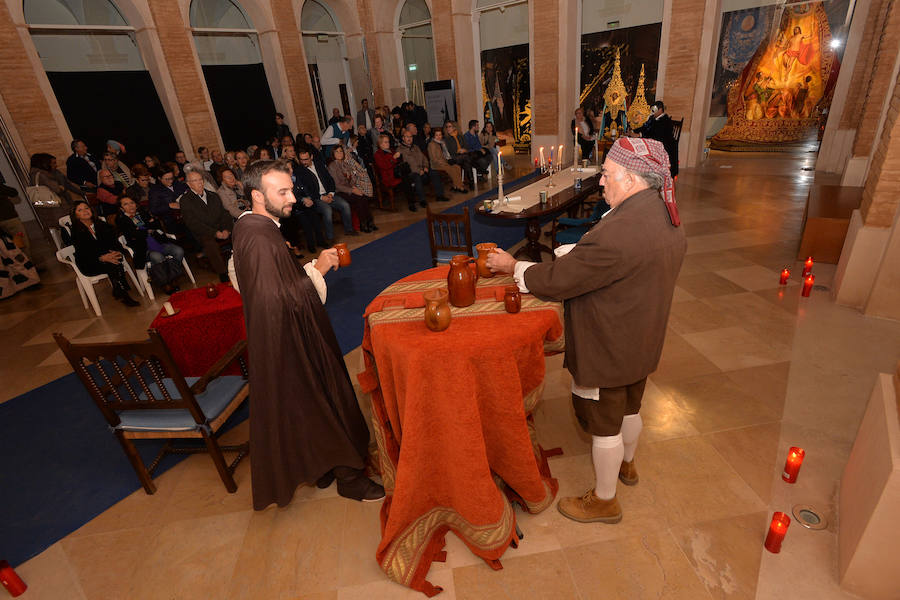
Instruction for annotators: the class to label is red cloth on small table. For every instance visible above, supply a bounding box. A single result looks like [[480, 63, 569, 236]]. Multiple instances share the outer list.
[[150, 283, 245, 376], [358, 267, 563, 596]]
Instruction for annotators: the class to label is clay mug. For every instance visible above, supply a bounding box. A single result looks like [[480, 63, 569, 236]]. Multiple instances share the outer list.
[[475, 242, 497, 279], [423, 288, 452, 332], [447, 255, 476, 307], [504, 285, 521, 313], [333, 243, 351, 267]]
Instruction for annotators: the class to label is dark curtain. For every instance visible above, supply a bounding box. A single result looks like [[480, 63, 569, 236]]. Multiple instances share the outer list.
[[46, 70, 179, 163], [201, 63, 276, 150]]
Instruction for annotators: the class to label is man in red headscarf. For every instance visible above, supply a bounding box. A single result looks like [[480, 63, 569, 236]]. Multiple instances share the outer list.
[[487, 137, 686, 524]]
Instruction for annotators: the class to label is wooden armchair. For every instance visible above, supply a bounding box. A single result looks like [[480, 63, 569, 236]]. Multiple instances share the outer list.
[[426, 205, 473, 266], [54, 330, 250, 495]]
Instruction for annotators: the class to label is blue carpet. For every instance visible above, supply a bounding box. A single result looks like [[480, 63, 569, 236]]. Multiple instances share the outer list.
[[0, 169, 541, 567]]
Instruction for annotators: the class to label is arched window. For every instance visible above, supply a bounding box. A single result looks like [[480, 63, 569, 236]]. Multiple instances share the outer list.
[[189, 0, 277, 150], [25, 0, 179, 160], [398, 0, 436, 102], [301, 0, 353, 132], [475, 0, 530, 142]]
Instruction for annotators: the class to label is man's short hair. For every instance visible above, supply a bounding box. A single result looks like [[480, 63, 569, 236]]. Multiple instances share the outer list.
[[626, 168, 664, 191], [242, 159, 291, 201], [468, 119, 478, 130], [654, 101, 665, 111], [70, 139, 85, 151], [197, 146, 207, 154], [175, 149, 185, 156], [342, 116, 353, 124]]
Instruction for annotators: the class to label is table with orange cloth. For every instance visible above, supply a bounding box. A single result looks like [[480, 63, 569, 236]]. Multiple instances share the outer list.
[[357, 266, 564, 596], [149, 283, 246, 377]]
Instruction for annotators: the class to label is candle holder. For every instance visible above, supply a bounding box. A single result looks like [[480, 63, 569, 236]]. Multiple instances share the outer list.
[[764, 512, 791, 553], [546, 168, 556, 188], [782, 446, 805, 483]]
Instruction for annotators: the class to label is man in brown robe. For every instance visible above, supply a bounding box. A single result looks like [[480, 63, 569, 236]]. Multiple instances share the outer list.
[[233, 160, 384, 510], [488, 137, 686, 524]]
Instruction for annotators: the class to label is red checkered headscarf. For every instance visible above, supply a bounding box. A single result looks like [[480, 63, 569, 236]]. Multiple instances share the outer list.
[[607, 137, 680, 226]]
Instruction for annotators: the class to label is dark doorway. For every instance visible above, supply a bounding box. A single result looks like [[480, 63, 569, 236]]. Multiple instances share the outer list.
[[201, 62, 277, 149]]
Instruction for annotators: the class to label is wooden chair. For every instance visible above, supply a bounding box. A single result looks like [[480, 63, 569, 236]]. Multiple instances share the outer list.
[[54, 330, 250, 494], [672, 118, 684, 143], [549, 194, 610, 252], [426, 205, 473, 267], [371, 167, 398, 212]]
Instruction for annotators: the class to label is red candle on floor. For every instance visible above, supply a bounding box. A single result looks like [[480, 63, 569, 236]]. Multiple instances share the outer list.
[[782, 446, 805, 483], [779, 268, 790, 285], [534, 157, 539, 168], [802, 256, 813, 277], [801, 274, 814, 297], [764, 512, 791, 553], [0, 560, 27, 597]]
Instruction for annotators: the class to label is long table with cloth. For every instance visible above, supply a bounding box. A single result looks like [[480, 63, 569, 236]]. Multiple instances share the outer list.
[[149, 282, 245, 376], [357, 266, 565, 596]]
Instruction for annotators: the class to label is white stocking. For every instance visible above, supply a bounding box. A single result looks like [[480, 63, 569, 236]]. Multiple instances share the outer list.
[[592, 434, 624, 500], [621, 413, 643, 463]]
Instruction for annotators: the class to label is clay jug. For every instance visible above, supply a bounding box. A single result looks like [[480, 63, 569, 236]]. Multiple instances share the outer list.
[[447, 255, 476, 307], [475, 242, 497, 278], [423, 288, 452, 331], [334, 243, 351, 267], [504, 285, 521, 313]]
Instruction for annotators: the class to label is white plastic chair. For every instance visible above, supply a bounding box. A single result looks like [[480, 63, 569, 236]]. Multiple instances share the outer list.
[[118, 234, 195, 301], [471, 164, 492, 184], [55, 246, 142, 317]]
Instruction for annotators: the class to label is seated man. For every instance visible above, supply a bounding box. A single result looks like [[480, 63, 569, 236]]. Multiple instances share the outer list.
[[462, 120, 493, 175], [126, 165, 152, 208], [148, 169, 188, 231], [320, 116, 353, 158], [280, 149, 326, 254], [181, 170, 233, 282], [101, 151, 134, 188], [398, 129, 448, 206], [295, 148, 357, 243], [443, 121, 476, 187], [66, 139, 99, 190]]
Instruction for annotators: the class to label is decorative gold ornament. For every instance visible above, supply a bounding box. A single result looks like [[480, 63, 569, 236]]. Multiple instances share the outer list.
[[627, 64, 652, 128], [603, 48, 627, 117]]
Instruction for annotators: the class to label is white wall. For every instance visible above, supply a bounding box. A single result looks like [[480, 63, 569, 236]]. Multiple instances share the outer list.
[[193, 34, 262, 66], [479, 3, 528, 51], [30, 33, 145, 72], [304, 34, 349, 120], [582, 0, 664, 34]]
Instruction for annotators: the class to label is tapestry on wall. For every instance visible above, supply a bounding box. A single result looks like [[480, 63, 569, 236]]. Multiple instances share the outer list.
[[481, 43, 531, 145], [579, 23, 662, 133], [710, 2, 841, 149]]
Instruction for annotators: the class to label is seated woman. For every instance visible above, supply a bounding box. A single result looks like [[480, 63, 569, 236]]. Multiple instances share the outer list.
[[427, 128, 466, 194], [479, 121, 510, 173], [442, 121, 476, 189], [117, 196, 184, 295], [373, 134, 415, 211], [143, 155, 164, 180], [327, 145, 378, 232], [96, 169, 126, 217], [69, 200, 139, 306], [29, 152, 81, 204]]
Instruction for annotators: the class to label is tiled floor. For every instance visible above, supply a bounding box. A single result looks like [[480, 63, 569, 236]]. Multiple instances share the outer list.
[[5, 150, 900, 599]]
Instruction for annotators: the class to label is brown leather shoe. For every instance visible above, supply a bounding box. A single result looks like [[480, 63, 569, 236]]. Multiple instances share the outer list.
[[619, 460, 639, 486], [557, 489, 622, 524]]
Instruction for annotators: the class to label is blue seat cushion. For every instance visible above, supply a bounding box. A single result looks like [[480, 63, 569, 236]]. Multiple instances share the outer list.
[[556, 227, 590, 245], [116, 376, 247, 432], [435, 250, 459, 264], [557, 217, 593, 227]]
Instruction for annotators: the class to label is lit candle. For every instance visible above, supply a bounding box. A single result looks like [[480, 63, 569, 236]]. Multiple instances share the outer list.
[[498, 148, 503, 177], [558, 145, 563, 167], [764, 512, 791, 554], [782, 446, 805, 483], [779, 268, 790, 285], [534, 157, 539, 169], [163, 301, 175, 315], [539, 146, 545, 169], [549, 146, 554, 164], [802, 256, 813, 278], [574, 127, 579, 164], [801, 274, 814, 297], [0, 560, 27, 597]]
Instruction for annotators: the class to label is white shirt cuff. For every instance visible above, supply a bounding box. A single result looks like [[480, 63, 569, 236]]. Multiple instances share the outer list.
[[554, 243, 576, 257], [513, 260, 537, 293], [303, 260, 327, 304], [571, 380, 600, 400]]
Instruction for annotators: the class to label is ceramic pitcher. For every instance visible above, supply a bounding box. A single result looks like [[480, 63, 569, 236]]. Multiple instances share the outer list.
[[475, 242, 497, 278], [447, 255, 476, 307], [423, 288, 451, 331]]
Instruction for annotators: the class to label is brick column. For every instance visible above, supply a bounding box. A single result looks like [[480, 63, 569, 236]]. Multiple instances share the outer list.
[[0, 2, 70, 165], [432, 0, 460, 112], [147, 0, 220, 154], [269, 0, 319, 135], [356, 0, 386, 104], [531, 0, 559, 138]]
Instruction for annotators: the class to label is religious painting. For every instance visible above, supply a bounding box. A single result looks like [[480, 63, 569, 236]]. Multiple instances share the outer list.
[[579, 23, 662, 133], [711, 2, 841, 148], [481, 43, 531, 145], [710, 6, 776, 117]]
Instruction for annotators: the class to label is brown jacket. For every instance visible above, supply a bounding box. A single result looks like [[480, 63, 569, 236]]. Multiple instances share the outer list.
[[397, 141, 428, 173], [523, 188, 686, 388]]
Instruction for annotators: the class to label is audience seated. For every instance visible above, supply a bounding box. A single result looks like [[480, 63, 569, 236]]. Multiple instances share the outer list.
[[96, 169, 126, 217], [357, 99, 375, 131], [101, 152, 133, 188], [328, 145, 377, 233], [428, 128, 466, 194], [30, 152, 81, 204], [328, 107, 342, 126], [321, 116, 352, 158], [462, 120, 493, 175], [148, 169, 188, 232], [217, 168, 247, 219], [398, 129, 448, 207], [117, 196, 184, 295], [443, 121, 476, 188], [197, 146, 212, 171], [233, 151, 249, 181], [181, 171, 233, 282], [280, 153, 327, 255], [274, 111, 293, 141], [142, 155, 164, 180], [208, 150, 226, 183], [66, 139, 99, 190], [369, 115, 395, 149], [173, 150, 188, 180], [374, 133, 415, 210], [295, 147, 357, 242], [68, 200, 139, 306], [479, 121, 509, 173], [126, 166, 152, 208]]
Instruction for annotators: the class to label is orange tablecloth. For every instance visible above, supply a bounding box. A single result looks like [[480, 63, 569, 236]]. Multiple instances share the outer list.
[[358, 267, 563, 596]]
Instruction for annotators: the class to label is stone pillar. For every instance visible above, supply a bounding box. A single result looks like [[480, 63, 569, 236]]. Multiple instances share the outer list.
[[431, 0, 460, 112], [355, 0, 386, 104], [0, 1, 71, 165], [147, 0, 221, 155], [268, 0, 318, 135], [450, 0, 479, 124], [661, 0, 720, 169]]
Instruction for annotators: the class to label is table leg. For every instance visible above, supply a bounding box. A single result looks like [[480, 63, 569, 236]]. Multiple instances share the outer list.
[[513, 218, 554, 262]]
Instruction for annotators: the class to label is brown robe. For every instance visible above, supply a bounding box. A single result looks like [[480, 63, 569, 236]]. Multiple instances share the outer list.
[[524, 188, 687, 388], [232, 214, 369, 510]]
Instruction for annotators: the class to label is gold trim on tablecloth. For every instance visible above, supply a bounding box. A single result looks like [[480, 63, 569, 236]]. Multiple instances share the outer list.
[[380, 492, 515, 587], [379, 274, 515, 296], [368, 296, 562, 326]]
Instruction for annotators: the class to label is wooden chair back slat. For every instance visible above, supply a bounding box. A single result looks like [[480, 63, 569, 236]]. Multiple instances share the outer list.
[[426, 206, 473, 266]]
